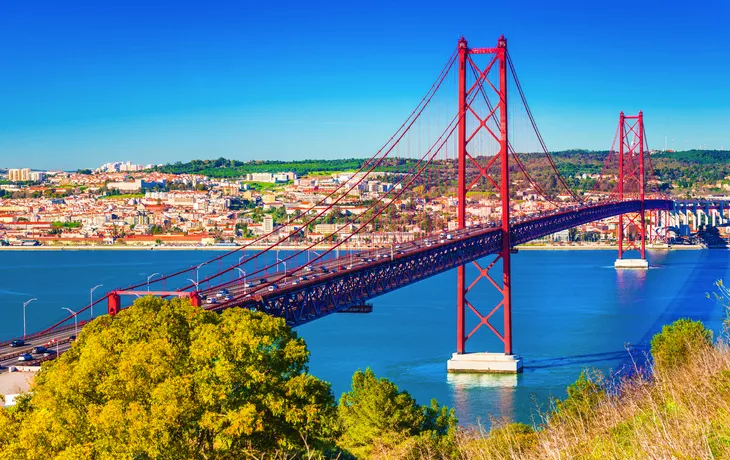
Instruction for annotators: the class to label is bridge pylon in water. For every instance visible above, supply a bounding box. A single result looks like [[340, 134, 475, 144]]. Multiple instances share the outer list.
[[447, 36, 522, 374], [614, 111, 649, 269]]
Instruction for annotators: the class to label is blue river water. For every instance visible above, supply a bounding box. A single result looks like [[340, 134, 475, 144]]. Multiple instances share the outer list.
[[0, 248, 728, 425]]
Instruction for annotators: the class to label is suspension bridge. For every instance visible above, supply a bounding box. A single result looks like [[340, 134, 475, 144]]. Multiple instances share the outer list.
[[2, 36, 679, 373]]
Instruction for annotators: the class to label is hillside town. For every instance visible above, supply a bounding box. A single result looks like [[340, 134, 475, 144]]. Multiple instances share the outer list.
[[1, 161, 728, 249]]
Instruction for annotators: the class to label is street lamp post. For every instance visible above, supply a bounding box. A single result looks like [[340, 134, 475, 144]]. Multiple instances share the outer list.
[[236, 268, 246, 291], [90, 284, 103, 319], [22, 298, 37, 338], [277, 258, 287, 277], [308, 248, 322, 264], [146, 273, 159, 292], [235, 255, 245, 283], [196, 262, 206, 288], [187, 278, 200, 290], [61, 307, 78, 337]]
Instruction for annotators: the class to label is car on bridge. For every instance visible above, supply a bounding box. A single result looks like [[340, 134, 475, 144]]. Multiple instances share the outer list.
[[30, 346, 47, 354], [10, 339, 25, 347], [17, 353, 33, 362]]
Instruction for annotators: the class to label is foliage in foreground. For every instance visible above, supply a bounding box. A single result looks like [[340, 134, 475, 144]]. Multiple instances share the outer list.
[[338, 368, 456, 458], [2, 294, 728, 459], [0, 298, 456, 459], [0, 298, 338, 458], [452, 317, 730, 460], [650, 317, 713, 372]]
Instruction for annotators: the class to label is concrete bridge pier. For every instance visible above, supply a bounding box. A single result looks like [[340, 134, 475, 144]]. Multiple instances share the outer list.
[[448, 352, 523, 374], [614, 258, 649, 269]]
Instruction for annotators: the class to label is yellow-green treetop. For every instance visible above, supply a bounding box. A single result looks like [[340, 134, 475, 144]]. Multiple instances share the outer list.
[[0, 297, 338, 459]]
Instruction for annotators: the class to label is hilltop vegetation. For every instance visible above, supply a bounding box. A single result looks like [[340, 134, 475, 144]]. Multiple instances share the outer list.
[[153, 158, 365, 177], [153, 149, 730, 195]]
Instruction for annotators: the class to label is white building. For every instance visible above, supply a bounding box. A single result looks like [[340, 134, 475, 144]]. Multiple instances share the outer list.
[[263, 215, 274, 233]]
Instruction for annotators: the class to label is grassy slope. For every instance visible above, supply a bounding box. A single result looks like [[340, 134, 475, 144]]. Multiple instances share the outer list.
[[452, 342, 730, 459]]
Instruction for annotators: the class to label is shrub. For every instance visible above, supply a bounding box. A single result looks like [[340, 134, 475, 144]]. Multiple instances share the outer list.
[[650, 318, 713, 372], [553, 369, 605, 423]]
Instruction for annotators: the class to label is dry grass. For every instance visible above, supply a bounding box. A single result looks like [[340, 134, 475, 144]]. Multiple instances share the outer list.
[[375, 339, 730, 459], [452, 341, 730, 460]]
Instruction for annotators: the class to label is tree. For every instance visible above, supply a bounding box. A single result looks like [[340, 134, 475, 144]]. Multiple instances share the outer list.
[[650, 318, 713, 373], [337, 368, 456, 458], [0, 298, 339, 458]]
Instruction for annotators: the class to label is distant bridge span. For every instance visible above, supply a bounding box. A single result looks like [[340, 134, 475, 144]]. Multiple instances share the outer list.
[[205, 199, 673, 326]]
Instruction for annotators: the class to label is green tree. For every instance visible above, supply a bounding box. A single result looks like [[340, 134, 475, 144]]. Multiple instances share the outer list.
[[0, 298, 338, 459], [337, 368, 456, 458], [650, 318, 713, 373]]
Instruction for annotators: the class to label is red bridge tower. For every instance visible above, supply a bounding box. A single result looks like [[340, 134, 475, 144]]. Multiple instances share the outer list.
[[447, 36, 522, 373], [614, 111, 649, 269]]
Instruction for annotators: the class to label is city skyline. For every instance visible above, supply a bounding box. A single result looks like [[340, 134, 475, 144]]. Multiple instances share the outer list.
[[1, 0, 729, 170]]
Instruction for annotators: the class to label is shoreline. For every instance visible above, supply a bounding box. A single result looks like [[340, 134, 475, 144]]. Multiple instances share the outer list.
[[516, 244, 705, 251], [0, 244, 708, 251]]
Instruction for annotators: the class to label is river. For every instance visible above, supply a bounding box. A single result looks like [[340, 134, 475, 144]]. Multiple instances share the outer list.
[[1, 248, 728, 425]]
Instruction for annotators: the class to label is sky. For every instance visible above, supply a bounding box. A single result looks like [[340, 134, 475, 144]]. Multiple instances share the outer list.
[[0, 0, 728, 170]]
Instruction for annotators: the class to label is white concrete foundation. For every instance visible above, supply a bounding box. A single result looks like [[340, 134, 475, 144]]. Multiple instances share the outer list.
[[614, 258, 649, 269], [447, 352, 523, 374]]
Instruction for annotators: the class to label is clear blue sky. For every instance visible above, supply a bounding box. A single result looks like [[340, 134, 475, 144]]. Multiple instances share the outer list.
[[1, 0, 728, 170]]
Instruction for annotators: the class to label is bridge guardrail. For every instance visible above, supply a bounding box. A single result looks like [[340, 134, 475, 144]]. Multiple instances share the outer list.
[[0, 321, 88, 348]]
